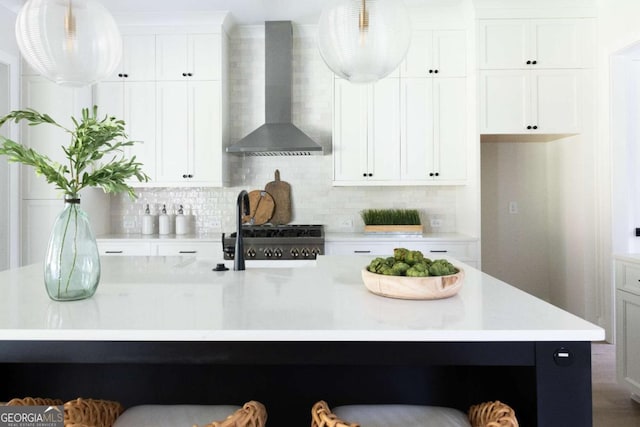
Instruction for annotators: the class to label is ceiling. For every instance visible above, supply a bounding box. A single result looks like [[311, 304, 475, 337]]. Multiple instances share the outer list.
[[0, 0, 452, 25]]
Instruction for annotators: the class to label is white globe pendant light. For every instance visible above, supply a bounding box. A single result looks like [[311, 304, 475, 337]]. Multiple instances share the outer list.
[[317, 0, 411, 83], [16, 0, 122, 87]]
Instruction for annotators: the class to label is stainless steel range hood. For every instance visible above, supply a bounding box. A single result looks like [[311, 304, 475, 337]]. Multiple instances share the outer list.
[[227, 21, 323, 156]]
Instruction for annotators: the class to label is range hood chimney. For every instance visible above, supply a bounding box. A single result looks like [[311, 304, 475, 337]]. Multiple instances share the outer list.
[[227, 21, 323, 156]]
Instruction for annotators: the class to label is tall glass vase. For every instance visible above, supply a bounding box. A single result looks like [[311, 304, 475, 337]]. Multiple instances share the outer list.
[[44, 197, 101, 301]]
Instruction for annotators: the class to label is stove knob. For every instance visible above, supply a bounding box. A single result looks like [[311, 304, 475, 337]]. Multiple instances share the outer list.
[[301, 248, 310, 258], [311, 247, 321, 257], [290, 248, 299, 258], [247, 248, 256, 258], [274, 248, 283, 258], [264, 248, 273, 258]]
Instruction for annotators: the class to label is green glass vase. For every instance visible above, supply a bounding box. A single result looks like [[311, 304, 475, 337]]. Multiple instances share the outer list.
[[44, 197, 100, 301]]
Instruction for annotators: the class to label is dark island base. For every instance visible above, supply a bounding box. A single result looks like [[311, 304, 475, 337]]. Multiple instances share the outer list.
[[0, 341, 592, 427]]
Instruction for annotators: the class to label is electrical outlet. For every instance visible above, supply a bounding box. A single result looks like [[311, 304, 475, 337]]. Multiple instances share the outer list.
[[509, 201, 519, 214], [340, 218, 353, 229], [430, 219, 442, 228]]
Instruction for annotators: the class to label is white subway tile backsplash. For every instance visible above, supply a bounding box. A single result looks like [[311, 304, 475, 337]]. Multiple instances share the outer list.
[[111, 26, 458, 235]]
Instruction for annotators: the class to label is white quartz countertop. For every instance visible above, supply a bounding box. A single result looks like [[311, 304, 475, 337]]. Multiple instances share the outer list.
[[96, 232, 477, 242], [0, 256, 603, 342]]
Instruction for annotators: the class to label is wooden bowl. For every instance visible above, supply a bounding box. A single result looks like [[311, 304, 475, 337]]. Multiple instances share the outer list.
[[361, 267, 464, 300]]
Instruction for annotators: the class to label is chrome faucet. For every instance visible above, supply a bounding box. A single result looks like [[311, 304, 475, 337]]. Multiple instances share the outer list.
[[234, 190, 250, 271]]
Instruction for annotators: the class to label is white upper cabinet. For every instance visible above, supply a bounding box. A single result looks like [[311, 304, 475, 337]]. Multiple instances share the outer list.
[[480, 69, 581, 134], [401, 30, 466, 78], [401, 77, 467, 183], [333, 78, 401, 184], [156, 34, 221, 81], [94, 81, 157, 181], [478, 19, 592, 69], [104, 34, 156, 82], [156, 80, 223, 186]]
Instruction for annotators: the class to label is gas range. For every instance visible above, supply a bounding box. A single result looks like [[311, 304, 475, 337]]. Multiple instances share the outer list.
[[222, 225, 325, 261]]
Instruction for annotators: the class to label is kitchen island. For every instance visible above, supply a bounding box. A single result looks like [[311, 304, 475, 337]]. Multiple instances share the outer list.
[[0, 256, 603, 426]]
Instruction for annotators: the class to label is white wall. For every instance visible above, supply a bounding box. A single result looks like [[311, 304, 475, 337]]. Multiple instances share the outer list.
[[111, 4, 478, 236], [597, 0, 640, 339], [0, 5, 18, 271], [481, 142, 551, 301]]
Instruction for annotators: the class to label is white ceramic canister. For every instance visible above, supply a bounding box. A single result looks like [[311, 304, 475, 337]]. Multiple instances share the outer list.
[[175, 204, 190, 235], [141, 204, 156, 235], [158, 204, 171, 235]]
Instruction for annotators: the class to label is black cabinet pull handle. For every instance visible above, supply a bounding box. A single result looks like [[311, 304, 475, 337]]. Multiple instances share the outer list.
[[430, 250, 448, 253], [533, 125, 538, 130], [182, 72, 187, 77], [188, 174, 193, 178], [526, 60, 532, 65], [182, 174, 187, 178], [434, 69, 439, 73], [123, 74, 129, 78], [435, 172, 439, 177], [118, 73, 123, 77], [179, 250, 197, 254], [105, 250, 123, 254], [532, 60, 537, 65], [187, 73, 193, 76], [429, 172, 434, 177], [428, 69, 433, 73], [527, 125, 532, 130], [354, 250, 371, 253]]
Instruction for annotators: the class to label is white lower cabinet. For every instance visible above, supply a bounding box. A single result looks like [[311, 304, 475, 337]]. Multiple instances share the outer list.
[[155, 242, 222, 259], [615, 257, 640, 403], [98, 242, 153, 256], [97, 240, 222, 260], [325, 239, 479, 267]]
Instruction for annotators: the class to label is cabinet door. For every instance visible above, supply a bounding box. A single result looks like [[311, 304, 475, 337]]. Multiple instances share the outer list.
[[189, 81, 222, 184], [125, 82, 157, 181], [157, 34, 220, 81], [478, 20, 529, 69], [21, 199, 60, 265], [401, 78, 433, 181], [325, 241, 396, 256], [433, 78, 466, 181], [156, 81, 189, 182], [188, 34, 221, 80], [531, 19, 586, 69], [98, 241, 152, 256], [616, 289, 640, 399], [480, 19, 590, 69], [156, 34, 189, 81], [369, 78, 400, 181], [104, 34, 156, 82], [531, 69, 581, 134], [155, 242, 222, 259], [95, 81, 157, 182], [21, 77, 91, 199], [402, 30, 466, 78], [479, 70, 530, 134], [333, 79, 369, 182]]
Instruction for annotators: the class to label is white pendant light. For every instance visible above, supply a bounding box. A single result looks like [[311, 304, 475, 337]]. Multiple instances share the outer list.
[[16, 0, 122, 87], [317, 0, 411, 83]]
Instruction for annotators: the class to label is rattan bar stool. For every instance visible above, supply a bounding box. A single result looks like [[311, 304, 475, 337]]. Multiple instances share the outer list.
[[112, 400, 267, 427], [6, 397, 124, 427], [311, 400, 519, 427]]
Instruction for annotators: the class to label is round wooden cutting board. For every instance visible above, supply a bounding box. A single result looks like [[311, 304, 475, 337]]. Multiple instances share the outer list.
[[242, 190, 275, 225]]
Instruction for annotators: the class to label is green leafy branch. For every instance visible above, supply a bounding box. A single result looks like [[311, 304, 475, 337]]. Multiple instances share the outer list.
[[0, 106, 149, 199]]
